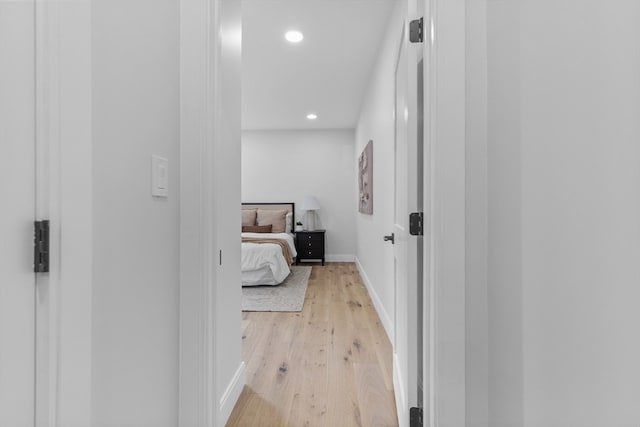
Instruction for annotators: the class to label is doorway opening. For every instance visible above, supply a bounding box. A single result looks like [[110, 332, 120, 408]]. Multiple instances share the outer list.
[[233, 0, 423, 425]]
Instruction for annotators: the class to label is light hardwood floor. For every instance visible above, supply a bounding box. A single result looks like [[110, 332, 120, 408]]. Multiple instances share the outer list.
[[227, 262, 398, 427]]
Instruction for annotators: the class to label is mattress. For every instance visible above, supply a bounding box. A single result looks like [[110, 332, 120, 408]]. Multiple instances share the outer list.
[[241, 232, 297, 286]]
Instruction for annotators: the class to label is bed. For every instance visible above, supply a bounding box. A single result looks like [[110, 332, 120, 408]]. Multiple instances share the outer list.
[[241, 203, 298, 286]]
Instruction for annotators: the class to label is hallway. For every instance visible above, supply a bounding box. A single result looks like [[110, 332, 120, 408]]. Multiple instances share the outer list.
[[227, 263, 398, 426]]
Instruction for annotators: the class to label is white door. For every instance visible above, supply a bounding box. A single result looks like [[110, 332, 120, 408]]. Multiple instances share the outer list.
[[391, 23, 413, 426], [0, 1, 37, 425]]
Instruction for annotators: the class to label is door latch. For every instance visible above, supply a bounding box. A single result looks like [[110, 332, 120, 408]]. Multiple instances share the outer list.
[[383, 233, 395, 244]]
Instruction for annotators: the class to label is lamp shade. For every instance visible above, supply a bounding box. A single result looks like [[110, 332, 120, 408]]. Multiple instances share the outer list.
[[299, 195, 320, 211]]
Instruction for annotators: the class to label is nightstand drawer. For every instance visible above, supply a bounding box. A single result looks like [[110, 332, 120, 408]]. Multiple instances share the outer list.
[[300, 248, 323, 258], [300, 233, 323, 244], [300, 239, 324, 249]]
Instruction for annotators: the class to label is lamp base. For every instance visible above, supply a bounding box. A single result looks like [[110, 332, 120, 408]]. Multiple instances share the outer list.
[[304, 210, 316, 231]]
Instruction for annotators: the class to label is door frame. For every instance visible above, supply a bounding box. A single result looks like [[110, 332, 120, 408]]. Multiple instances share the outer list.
[[179, 0, 245, 425], [421, 0, 467, 425], [34, 0, 235, 425], [178, 0, 219, 424], [406, 0, 427, 420], [34, 0, 94, 425]]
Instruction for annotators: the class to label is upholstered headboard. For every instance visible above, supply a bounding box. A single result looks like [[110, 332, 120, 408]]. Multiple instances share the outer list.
[[241, 202, 295, 233]]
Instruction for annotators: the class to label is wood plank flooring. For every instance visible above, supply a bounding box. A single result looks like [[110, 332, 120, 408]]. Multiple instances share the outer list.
[[227, 262, 398, 427]]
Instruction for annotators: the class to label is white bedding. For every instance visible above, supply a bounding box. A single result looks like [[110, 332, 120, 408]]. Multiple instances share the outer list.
[[241, 232, 297, 286]]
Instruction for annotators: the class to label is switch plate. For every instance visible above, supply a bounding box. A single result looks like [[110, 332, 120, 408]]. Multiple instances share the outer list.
[[151, 155, 168, 197]]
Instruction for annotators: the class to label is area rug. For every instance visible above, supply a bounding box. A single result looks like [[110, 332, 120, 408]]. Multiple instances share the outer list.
[[241, 266, 312, 312]]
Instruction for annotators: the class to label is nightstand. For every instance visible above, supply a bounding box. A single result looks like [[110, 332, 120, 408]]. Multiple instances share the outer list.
[[295, 230, 325, 265]]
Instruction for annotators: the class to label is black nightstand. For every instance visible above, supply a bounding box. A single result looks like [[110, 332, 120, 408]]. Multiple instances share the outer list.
[[295, 230, 325, 265]]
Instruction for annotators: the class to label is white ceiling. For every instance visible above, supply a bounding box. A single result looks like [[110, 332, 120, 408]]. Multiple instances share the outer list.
[[242, 0, 397, 131]]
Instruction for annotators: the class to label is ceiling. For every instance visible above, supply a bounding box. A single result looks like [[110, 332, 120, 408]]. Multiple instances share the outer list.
[[242, 0, 397, 131]]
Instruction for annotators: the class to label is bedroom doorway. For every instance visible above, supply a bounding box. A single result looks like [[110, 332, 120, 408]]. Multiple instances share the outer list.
[[238, 0, 407, 424]]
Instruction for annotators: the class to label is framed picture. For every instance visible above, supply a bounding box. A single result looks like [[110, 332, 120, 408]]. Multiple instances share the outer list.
[[358, 140, 373, 214]]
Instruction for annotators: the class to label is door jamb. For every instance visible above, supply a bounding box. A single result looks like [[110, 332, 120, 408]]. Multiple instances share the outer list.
[[35, 0, 94, 425], [423, 0, 467, 426], [178, 0, 219, 424]]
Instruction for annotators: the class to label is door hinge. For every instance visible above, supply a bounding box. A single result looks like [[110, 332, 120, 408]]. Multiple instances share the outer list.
[[410, 17, 424, 43], [409, 212, 424, 236], [410, 407, 423, 427], [34, 220, 50, 273]]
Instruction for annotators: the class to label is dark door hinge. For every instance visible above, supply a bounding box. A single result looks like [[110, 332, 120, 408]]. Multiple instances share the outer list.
[[410, 407, 423, 427], [410, 17, 424, 43], [34, 220, 50, 273], [410, 212, 424, 236]]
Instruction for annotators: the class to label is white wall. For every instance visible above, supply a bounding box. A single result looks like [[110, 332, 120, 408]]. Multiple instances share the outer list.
[[91, 1, 180, 425], [467, 1, 640, 426], [354, 1, 403, 336], [242, 129, 356, 261]]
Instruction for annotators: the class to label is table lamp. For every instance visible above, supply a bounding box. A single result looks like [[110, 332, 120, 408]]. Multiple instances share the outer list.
[[299, 195, 320, 231]]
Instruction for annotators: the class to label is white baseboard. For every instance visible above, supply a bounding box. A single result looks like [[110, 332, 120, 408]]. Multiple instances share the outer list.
[[325, 254, 355, 262], [218, 361, 246, 425], [355, 256, 393, 343], [393, 354, 409, 427]]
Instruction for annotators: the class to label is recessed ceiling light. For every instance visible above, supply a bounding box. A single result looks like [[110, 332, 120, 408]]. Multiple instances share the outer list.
[[285, 30, 304, 43], [306, 113, 318, 120]]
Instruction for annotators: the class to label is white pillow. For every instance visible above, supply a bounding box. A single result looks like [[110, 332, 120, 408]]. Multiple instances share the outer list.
[[285, 212, 292, 232]]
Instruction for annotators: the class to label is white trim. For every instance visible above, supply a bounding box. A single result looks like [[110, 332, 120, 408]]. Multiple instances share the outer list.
[[355, 257, 393, 343], [35, 1, 59, 424], [393, 354, 409, 427], [424, 0, 467, 425], [55, 0, 94, 422], [218, 362, 246, 425], [179, 0, 217, 425], [325, 254, 355, 262], [424, 0, 437, 425], [423, 1, 437, 425], [35, 0, 94, 425]]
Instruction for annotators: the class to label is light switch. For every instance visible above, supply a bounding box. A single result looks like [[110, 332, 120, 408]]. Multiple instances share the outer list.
[[152, 155, 168, 197]]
